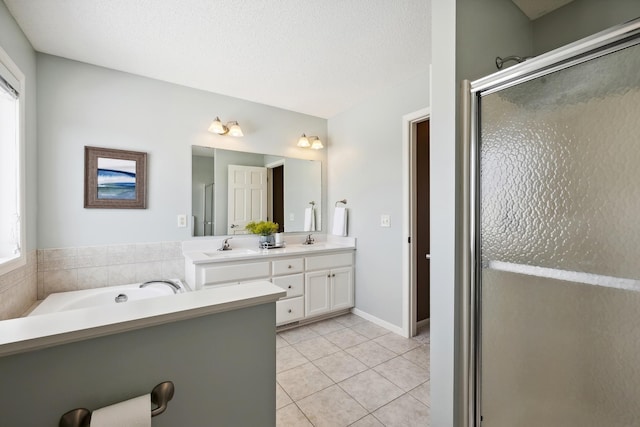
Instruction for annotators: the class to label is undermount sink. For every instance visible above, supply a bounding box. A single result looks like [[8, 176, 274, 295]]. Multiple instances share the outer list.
[[203, 248, 259, 257]]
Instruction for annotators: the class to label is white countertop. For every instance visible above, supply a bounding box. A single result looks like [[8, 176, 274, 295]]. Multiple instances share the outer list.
[[183, 236, 356, 265], [0, 281, 285, 358]]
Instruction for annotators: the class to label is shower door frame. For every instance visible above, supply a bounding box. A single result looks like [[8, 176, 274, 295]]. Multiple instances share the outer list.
[[463, 18, 640, 427]]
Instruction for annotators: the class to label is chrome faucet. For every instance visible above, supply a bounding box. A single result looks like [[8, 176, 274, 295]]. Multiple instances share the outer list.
[[218, 237, 233, 251], [139, 280, 183, 294], [303, 234, 315, 245]]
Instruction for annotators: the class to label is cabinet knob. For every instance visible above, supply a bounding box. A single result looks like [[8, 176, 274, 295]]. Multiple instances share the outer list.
[[288, 265, 292, 269], [327, 275, 331, 278], [288, 285, 292, 289], [288, 309, 292, 313], [332, 274, 336, 277]]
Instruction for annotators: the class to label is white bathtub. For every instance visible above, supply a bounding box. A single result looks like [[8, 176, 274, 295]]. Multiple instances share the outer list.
[[28, 280, 187, 316]]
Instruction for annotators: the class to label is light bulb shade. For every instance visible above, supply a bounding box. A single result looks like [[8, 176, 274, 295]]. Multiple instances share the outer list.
[[228, 121, 244, 137], [310, 137, 323, 150], [297, 134, 310, 148], [208, 117, 228, 135]]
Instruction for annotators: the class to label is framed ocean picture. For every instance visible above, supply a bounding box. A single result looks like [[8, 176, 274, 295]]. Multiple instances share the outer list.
[[84, 146, 147, 209]]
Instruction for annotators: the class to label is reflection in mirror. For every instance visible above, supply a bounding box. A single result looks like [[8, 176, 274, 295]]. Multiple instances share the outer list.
[[191, 146, 322, 236]]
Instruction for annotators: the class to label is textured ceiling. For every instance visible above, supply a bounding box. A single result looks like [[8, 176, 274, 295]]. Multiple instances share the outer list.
[[4, 0, 431, 118]]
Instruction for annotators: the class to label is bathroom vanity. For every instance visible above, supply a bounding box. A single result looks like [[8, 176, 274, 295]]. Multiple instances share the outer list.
[[183, 236, 356, 326]]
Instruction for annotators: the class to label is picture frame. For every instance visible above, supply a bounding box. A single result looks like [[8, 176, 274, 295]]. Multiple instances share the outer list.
[[84, 146, 147, 209]]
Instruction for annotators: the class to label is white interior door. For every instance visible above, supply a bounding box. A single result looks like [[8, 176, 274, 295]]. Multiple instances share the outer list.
[[227, 165, 267, 234]]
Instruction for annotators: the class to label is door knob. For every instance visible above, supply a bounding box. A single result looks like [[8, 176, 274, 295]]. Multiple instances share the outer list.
[[426, 254, 431, 259]]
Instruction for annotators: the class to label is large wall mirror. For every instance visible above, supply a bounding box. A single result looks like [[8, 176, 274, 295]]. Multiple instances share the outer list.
[[192, 146, 322, 236]]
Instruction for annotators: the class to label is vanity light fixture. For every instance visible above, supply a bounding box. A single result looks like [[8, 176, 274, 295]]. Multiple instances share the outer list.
[[297, 134, 323, 150], [297, 134, 311, 148], [208, 117, 244, 137], [309, 136, 324, 150]]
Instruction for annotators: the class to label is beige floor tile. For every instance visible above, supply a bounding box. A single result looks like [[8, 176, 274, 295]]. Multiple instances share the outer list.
[[280, 325, 320, 345], [402, 344, 430, 370], [277, 362, 334, 401], [409, 380, 430, 407], [345, 340, 397, 368], [276, 403, 313, 427], [276, 382, 293, 409], [349, 414, 385, 426], [298, 385, 368, 427], [293, 336, 341, 361], [333, 313, 367, 327], [277, 345, 310, 373], [314, 351, 368, 382], [276, 334, 289, 349], [373, 394, 430, 427], [413, 325, 430, 344], [324, 328, 369, 350], [339, 369, 404, 412], [373, 332, 421, 354], [308, 318, 346, 335], [349, 321, 390, 339], [373, 356, 429, 392]]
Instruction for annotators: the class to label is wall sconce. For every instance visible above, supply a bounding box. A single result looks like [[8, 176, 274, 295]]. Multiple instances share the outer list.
[[297, 134, 323, 150], [208, 117, 244, 137]]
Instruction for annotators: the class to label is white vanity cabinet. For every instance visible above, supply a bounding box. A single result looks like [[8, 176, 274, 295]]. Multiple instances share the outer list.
[[184, 242, 355, 326], [304, 253, 354, 319], [272, 258, 305, 325]]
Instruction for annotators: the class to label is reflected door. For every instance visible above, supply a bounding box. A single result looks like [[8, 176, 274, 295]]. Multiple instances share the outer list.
[[476, 35, 640, 426], [227, 165, 267, 234]]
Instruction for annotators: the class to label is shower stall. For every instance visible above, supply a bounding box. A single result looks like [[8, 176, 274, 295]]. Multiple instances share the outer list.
[[465, 19, 640, 426]]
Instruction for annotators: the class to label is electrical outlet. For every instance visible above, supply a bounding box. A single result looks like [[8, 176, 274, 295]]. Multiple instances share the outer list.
[[177, 214, 187, 228], [380, 214, 391, 227]]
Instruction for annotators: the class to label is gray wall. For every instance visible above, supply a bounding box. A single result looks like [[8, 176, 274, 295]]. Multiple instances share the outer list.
[[36, 54, 326, 248], [0, 303, 277, 426], [431, 0, 533, 425], [0, 1, 37, 251], [533, 0, 640, 55], [327, 70, 429, 328]]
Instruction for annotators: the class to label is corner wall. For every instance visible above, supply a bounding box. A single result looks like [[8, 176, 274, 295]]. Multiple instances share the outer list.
[[327, 70, 429, 328], [0, 0, 38, 319]]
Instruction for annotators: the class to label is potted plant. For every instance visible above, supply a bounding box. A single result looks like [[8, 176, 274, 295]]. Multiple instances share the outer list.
[[245, 220, 279, 246]]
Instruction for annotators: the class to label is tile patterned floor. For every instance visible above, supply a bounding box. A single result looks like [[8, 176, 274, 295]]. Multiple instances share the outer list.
[[276, 314, 430, 426]]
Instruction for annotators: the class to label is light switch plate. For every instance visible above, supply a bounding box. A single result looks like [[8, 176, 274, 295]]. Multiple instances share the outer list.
[[380, 214, 391, 227], [177, 214, 187, 228]]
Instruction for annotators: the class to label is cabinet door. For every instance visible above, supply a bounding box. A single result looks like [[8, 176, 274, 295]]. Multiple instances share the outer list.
[[331, 267, 354, 311], [305, 270, 331, 317]]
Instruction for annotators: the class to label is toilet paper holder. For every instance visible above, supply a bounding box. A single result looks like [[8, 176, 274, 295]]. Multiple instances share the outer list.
[[59, 381, 175, 427]]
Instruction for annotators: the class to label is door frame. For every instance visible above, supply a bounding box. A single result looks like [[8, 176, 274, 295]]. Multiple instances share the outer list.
[[402, 107, 431, 338]]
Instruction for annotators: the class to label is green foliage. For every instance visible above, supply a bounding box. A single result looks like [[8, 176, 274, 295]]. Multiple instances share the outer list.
[[245, 220, 279, 236]]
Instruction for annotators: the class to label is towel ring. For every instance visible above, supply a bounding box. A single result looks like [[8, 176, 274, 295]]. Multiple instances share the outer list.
[[309, 201, 315, 206], [335, 199, 347, 207]]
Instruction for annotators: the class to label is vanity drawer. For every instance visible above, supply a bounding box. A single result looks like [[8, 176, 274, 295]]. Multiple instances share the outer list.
[[201, 261, 271, 285], [276, 296, 304, 325], [272, 258, 304, 275], [272, 274, 303, 298], [305, 252, 353, 271]]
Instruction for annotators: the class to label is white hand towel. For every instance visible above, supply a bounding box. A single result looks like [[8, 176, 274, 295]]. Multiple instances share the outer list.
[[91, 394, 151, 427], [332, 207, 348, 236], [304, 207, 316, 232]]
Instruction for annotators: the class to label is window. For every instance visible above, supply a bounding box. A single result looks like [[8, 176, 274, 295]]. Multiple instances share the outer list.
[[0, 47, 25, 275]]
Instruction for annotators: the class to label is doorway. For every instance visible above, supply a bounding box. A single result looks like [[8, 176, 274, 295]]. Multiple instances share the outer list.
[[415, 120, 430, 325], [402, 107, 430, 338]]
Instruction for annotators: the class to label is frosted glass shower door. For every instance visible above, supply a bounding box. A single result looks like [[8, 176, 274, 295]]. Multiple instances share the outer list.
[[477, 39, 640, 425]]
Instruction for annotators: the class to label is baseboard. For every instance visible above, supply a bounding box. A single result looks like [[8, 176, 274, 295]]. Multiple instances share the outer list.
[[350, 308, 405, 336], [417, 318, 430, 330]]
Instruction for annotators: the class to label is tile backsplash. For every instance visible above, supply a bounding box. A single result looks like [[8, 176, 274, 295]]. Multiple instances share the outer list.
[[0, 251, 37, 320], [0, 241, 186, 319], [37, 241, 185, 300]]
